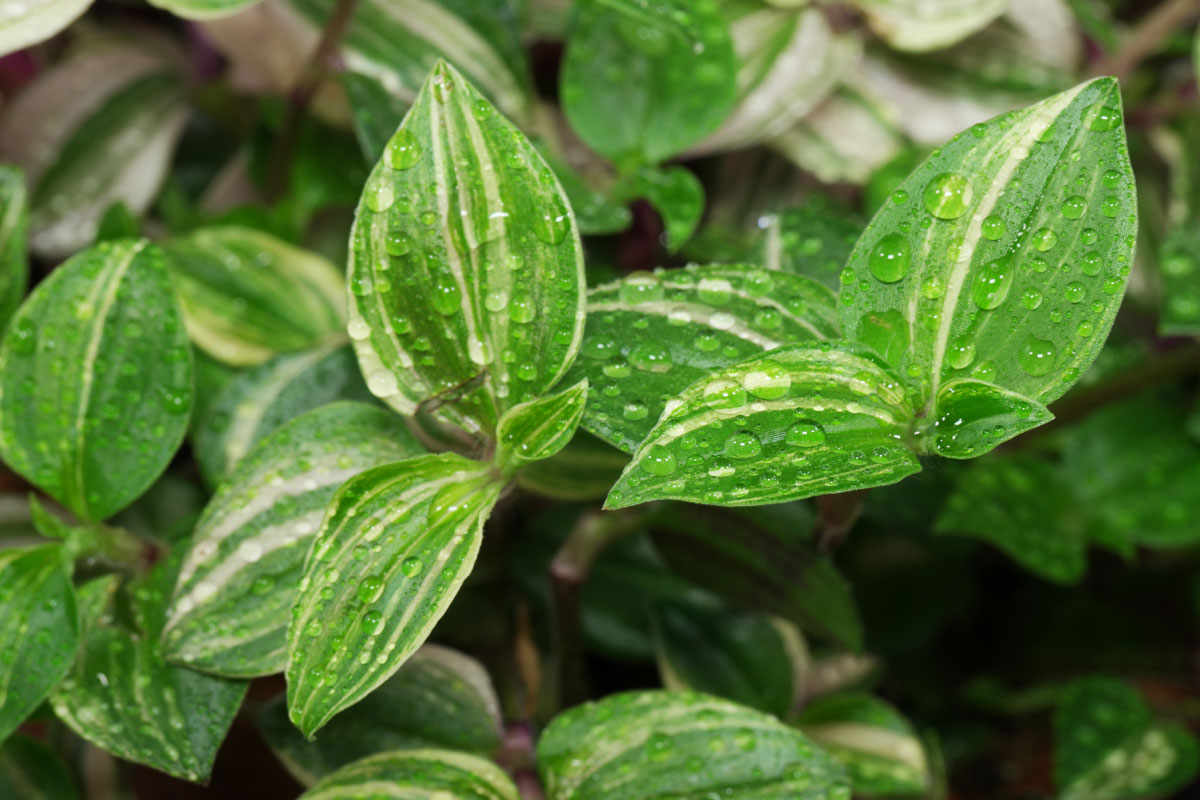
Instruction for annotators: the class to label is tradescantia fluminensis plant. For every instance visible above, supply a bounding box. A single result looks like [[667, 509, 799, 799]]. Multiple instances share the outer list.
[[3, 2, 1200, 799]]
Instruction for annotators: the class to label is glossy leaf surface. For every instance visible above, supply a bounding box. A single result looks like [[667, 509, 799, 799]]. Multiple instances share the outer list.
[[147, 0, 262, 20], [606, 342, 920, 508], [165, 402, 424, 677], [565, 264, 840, 453], [628, 165, 704, 252], [495, 378, 588, 471], [0, 240, 192, 521], [0, 166, 28, 334], [296, 749, 519, 800], [538, 690, 850, 800], [347, 61, 584, 436], [287, 453, 502, 737]]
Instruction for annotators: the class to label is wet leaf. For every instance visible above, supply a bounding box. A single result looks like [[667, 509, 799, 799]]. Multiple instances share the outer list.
[[164, 226, 346, 367], [756, 202, 864, 289], [347, 61, 584, 438], [495, 379, 588, 472], [165, 402, 424, 678], [850, 0, 1009, 52], [560, 0, 737, 167], [0, 0, 93, 58], [0, 544, 78, 742], [537, 143, 632, 236], [93, 201, 141, 244], [0, 240, 193, 521], [605, 342, 920, 509], [516, 431, 629, 501], [921, 379, 1052, 458], [538, 690, 850, 800], [286, 453, 502, 737], [0, 734, 79, 800], [295, 749, 519, 800], [147, 0, 263, 20], [0, 166, 29, 335], [342, 71, 411, 163], [564, 264, 840, 453], [259, 644, 501, 786], [627, 165, 704, 252]]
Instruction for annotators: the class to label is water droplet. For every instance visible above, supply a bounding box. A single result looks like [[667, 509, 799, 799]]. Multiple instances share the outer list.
[[643, 447, 677, 476], [1101, 197, 1120, 218], [622, 401, 648, 421], [742, 366, 790, 400], [582, 336, 617, 360], [786, 419, 825, 447], [535, 196, 570, 245], [1084, 103, 1121, 132], [1081, 251, 1102, 277], [971, 255, 1014, 310], [401, 557, 423, 577], [868, 233, 910, 283], [921, 275, 945, 299], [619, 272, 664, 304], [361, 610, 383, 633], [516, 362, 538, 381], [1032, 228, 1058, 252], [694, 332, 720, 352], [702, 378, 746, 410], [723, 430, 762, 460], [629, 343, 672, 373], [430, 278, 462, 315], [981, 215, 1006, 240], [365, 181, 394, 212], [697, 277, 733, 305], [1020, 287, 1043, 310], [367, 370, 398, 397], [357, 575, 384, 603], [509, 294, 537, 323], [1019, 337, 1057, 376], [385, 229, 412, 256], [947, 335, 975, 369], [348, 317, 371, 340], [1064, 281, 1085, 303], [923, 173, 972, 219], [1101, 169, 1122, 189], [388, 129, 421, 169], [1061, 196, 1086, 220]]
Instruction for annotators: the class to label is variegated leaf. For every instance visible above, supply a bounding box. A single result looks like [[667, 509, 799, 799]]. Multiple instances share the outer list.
[[164, 226, 346, 367], [343, 71, 411, 162], [296, 749, 519, 800], [0, 0, 93, 58], [0, 240, 193, 521], [286, 453, 503, 737], [0, 544, 78, 742], [850, 0, 1010, 52], [495, 379, 588, 472], [605, 342, 920, 509], [260, 644, 501, 785], [0, 734, 79, 800], [538, 690, 850, 800], [0, 166, 29, 335], [563, 264, 840, 453], [347, 61, 584, 437], [795, 692, 931, 797], [147, 0, 263, 20], [165, 402, 424, 678], [192, 344, 374, 488], [839, 78, 1135, 446], [515, 431, 629, 501]]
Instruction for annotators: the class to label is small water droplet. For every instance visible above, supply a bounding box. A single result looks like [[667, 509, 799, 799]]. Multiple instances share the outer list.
[[388, 129, 421, 169]]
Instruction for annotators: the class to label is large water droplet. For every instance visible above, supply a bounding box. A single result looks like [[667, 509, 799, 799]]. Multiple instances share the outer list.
[[619, 272, 664, 305], [981, 215, 1006, 240], [388, 129, 421, 169], [629, 343, 672, 373], [697, 277, 733, 305], [401, 557, 423, 577], [357, 575, 384, 604], [1032, 228, 1058, 252], [742, 366, 790, 400], [1061, 196, 1086, 220], [430, 278, 462, 315], [724, 430, 762, 460], [971, 255, 1014, 310], [643, 446, 677, 476], [1084, 103, 1121, 132], [947, 335, 975, 369], [365, 182, 394, 212], [786, 419, 825, 447], [1019, 337, 1057, 376], [622, 401, 648, 420], [868, 233, 910, 283], [923, 173, 972, 219]]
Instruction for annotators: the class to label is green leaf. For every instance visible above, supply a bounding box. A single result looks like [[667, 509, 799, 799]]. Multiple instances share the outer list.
[[538, 690, 850, 799], [1157, 229, 1200, 334], [192, 344, 375, 488], [0, 240, 193, 521], [165, 402, 424, 677], [921, 379, 1052, 458], [537, 143, 632, 236], [606, 341, 920, 509], [0, 734, 79, 800], [164, 226, 347, 367], [0, 544, 78, 742], [50, 568, 248, 783], [0, 0, 93, 58], [627, 165, 704, 252], [795, 692, 931, 797], [757, 202, 864, 289], [652, 597, 803, 718], [93, 201, 141, 244], [850, 0, 1010, 52], [146, 0, 262, 20], [839, 78, 1136, 433], [295, 749, 519, 800], [516, 431, 630, 501], [286, 453, 503, 737], [564, 264, 841, 453], [0, 166, 29, 335], [693, 4, 859, 154], [560, 0, 737, 167], [347, 61, 585, 437], [343, 71, 411, 163], [259, 644, 501, 786], [1056, 676, 1200, 800], [496, 379, 588, 472]]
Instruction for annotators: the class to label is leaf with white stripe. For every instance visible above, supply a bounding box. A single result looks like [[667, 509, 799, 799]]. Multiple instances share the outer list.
[[347, 61, 584, 437], [0, 734, 79, 800], [850, 0, 1010, 52], [164, 226, 346, 367], [297, 749, 519, 800], [692, 3, 859, 154], [515, 431, 629, 501], [0, 0, 93, 58], [795, 692, 931, 797], [560, 0, 737, 166], [538, 690, 850, 800], [0, 166, 29, 335], [165, 402, 424, 678], [563, 264, 840, 453], [260, 644, 501, 786], [840, 78, 1135, 453], [50, 566, 248, 783], [286, 453, 503, 737], [0, 239, 193, 521], [495, 379, 588, 473], [0, 544, 78, 742], [147, 0, 263, 20], [192, 344, 375, 488], [605, 342, 920, 509]]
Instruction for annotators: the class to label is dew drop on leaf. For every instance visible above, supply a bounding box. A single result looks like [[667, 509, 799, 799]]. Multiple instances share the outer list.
[[868, 233, 911, 283], [1019, 337, 1057, 376], [922, 173, 972, 219], [786, 419, 826, 447], [387, 129, 421, 169]]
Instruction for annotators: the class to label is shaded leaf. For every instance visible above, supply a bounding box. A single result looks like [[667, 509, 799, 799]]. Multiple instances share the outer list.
[[296, 749, 519, 800], [0, 0, 93, 58], [496, 379, 588, 472], [286, 453, 502, 737], [0, 240, 193, 521], [93, 201, 141, 244], [921, 379, 1052, 458], [851, 0, 1010, 52], [538, 690, 849, 800], [342, 71, 411, 163], [0, 734, 79, 800], [165, 402, 424, 677], [757, 202, 864, 289], [1157, 228, 1200, 334], [0, 166, 29, 335], [627, 165, 704, 252], [516, 431, 629, 501], [537, 143, 632, 236], [347, 61, 584, 437]]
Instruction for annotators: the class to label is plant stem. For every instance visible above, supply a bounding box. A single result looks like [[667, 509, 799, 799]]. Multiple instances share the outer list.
[[265, 0, 361, 201], [813, 490, 866, 552], [1094, 0, 1200, 82]]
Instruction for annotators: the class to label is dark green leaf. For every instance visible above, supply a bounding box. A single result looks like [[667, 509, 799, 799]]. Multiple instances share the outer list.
[[758, 202, 864, 290], [921, 379, 1052, 458], [516, 431, 630, 501], [627, 165, 704, 252], [295, 749, 519, 800], [0, 240, 193, 521], [93, 202, 141, 244], [342, 71, 411, 164], [496, 379, 588, 472], [537, 143, 632, 236], [0, 734, 79, 800], [1157, 228, 1200, 334], [347, 61, 584, 437], [0, 165, 28, 334]]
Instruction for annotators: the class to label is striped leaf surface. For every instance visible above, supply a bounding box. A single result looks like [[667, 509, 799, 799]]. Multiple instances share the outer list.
[[538, 690, 850, 800], [165, 402, 424, 678], [850, 0, 1009, 52], [347, 61, 584, 438], [147, 0, 262, 20], [839, 78, 1136, 439], [192, 345, 374, 488], [605, 342, 920, 509], [0, 240, 193, 521], [297, 749, 519, 800], [0, 166, 28, 334], [495, 379, 588, 472], [51, 569, 248, 783], [0, 734, 78, 800], [0, 0, 93, 59], [343, 71, 411, 163], [260, 644, 501, 786], [515, 431, 629, 501], [164, 226, 346, 367], [286, 453, 503, 737], [795, 692, 931, 797], [0, 544, 78, 742], [563, 264, 840, 453]]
